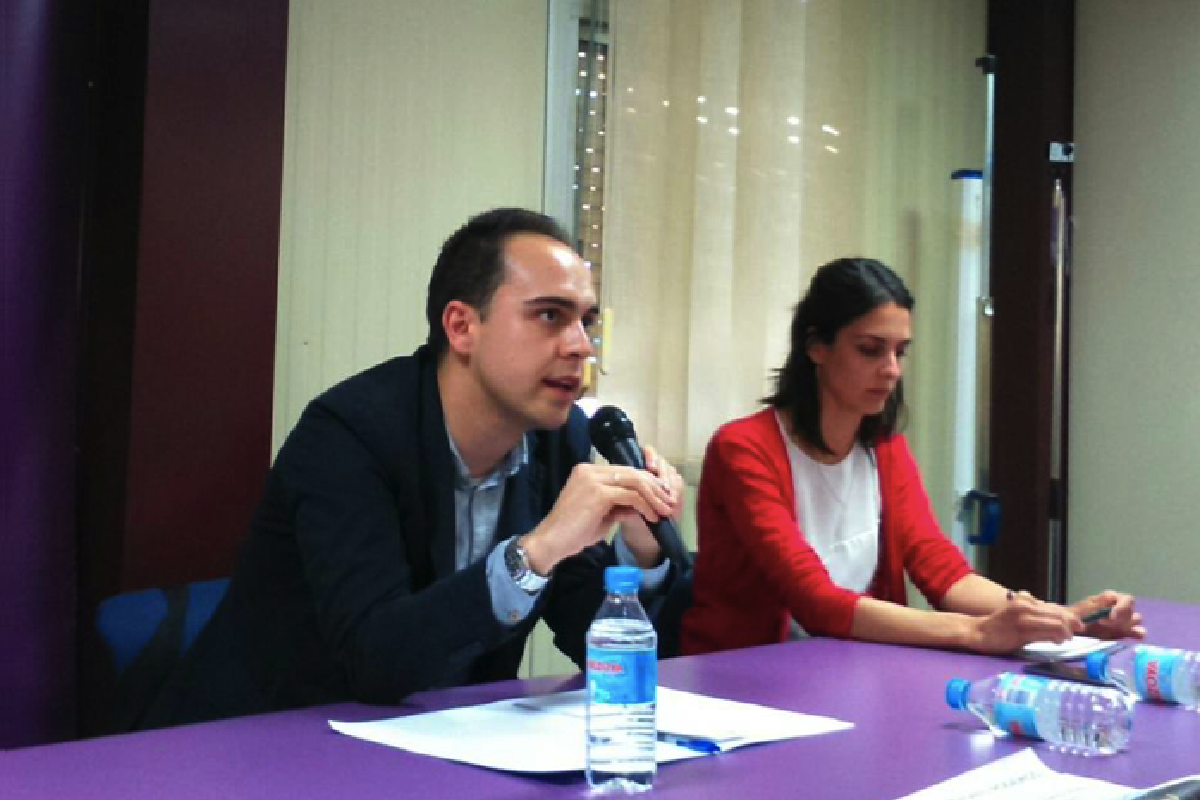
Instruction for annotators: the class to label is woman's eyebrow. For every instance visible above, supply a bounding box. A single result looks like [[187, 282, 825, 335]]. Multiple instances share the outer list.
[[855, 334, 912, 344]]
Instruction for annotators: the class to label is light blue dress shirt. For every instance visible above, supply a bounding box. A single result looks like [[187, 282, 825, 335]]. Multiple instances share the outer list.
[[444, 425, 669, 626]]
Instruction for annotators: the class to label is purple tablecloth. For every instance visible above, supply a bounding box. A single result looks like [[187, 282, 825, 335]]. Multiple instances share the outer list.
[[3, 598, 1197, 798]]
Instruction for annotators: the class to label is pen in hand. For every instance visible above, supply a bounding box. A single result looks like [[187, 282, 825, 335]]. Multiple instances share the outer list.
[[1007, 590, 1114, 626], [1081, 605, 1115, 625]]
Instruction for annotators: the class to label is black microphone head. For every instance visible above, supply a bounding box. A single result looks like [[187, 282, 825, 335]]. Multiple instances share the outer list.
[[588, 405, 643, 468], [588, 405, 635, 444]]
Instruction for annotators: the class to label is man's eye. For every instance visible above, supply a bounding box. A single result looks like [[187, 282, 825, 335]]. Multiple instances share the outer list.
[[539, 309, 559, 323]]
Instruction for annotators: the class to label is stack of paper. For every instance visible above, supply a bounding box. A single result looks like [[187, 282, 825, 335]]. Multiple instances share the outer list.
[[1017, 636, 1123, 662], [329, 686, 852, 773], [892, 749, 1130, 800]]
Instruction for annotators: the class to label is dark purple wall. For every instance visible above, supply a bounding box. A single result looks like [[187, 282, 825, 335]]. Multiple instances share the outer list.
[[0, 0, 88, 747], [75, 0, 288, 734], [121, 0, 288, 590], [78, 0, 288, 608], [2, 0, 287, 741]]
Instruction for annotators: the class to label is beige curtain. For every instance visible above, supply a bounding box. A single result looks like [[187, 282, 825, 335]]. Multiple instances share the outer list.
[[601, 0, 985, 536]]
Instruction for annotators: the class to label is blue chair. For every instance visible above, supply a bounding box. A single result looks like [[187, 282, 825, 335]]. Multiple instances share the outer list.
[[95, 577, 229, 731]]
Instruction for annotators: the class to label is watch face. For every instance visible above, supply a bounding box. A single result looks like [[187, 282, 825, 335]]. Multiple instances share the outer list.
[[504, 539, 526, 579], [505, 539, 547, 593]]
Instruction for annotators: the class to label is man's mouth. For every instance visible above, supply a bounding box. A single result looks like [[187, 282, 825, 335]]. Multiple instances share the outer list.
[[543, 376, 581, 393]]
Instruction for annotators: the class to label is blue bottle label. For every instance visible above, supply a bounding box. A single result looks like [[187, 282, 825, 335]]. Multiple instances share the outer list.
[[587, 647, 656, 705], [993, 674, 1045, 739], [1135, 647, 1180, 702]]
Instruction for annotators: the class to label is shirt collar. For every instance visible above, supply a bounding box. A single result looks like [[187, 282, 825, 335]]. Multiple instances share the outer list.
[[444, 422, 529, 490]]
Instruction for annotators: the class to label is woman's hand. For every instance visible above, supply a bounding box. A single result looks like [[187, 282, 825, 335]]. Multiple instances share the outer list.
[[963, 591, 1083, 654], [1069, 590, 1146, 640]]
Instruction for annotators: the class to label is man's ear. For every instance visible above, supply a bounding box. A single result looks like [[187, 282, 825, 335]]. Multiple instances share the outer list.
[[442, 300, 479, 356]]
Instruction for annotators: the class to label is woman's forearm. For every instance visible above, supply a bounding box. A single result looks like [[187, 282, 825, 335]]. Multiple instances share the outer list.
[[849, 574, 1080, 654], [849, 595, 977, 650], [849, 573, 1009, 649], [939, 573, 1011, 616]]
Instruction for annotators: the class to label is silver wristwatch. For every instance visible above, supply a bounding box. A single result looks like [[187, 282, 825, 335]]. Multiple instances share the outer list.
[[504, 537, 549, 594]]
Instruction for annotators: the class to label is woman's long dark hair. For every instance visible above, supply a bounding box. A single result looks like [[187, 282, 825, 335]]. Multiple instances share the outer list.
[[764, 257, 914, 455]]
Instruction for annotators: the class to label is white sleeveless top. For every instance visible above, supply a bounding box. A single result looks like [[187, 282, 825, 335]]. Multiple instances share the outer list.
[[776, 411, 881, 594]]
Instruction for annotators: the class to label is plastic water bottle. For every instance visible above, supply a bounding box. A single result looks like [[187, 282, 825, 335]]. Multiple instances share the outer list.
[[1086, 645, 1200, 707], [946, 672, 1134, 755], [586, 565, 657, 793]]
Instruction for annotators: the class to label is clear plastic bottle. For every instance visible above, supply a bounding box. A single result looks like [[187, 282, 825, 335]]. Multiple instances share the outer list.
[[946, 672, 1135, 756], [586, 565, 657, 794], [1086, 645, 1200, 708]]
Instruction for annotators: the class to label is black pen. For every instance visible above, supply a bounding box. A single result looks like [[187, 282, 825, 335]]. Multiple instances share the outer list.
[[1081, 605, 1115, 625]]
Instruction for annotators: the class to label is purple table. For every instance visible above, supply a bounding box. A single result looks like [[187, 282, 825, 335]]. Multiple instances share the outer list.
[[3, 599, 1197, 799]]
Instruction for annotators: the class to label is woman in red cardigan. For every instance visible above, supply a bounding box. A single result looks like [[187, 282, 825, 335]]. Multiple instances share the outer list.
[[681, 258, 1144, 655]]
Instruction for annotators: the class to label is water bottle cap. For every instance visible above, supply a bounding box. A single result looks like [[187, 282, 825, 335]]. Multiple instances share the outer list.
[[945, 678, 970, 710], [1084, 650, 1109, 680], [604, 565, 641, 593]]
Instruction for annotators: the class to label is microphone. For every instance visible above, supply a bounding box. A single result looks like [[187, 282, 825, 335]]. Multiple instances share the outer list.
[[588, 406, 693, 571]]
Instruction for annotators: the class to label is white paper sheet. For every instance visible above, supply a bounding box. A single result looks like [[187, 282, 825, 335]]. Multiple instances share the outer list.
[[1017, 636, 1123, 662], [329, 686, 852, 773], [892, 749, 1131, 800]]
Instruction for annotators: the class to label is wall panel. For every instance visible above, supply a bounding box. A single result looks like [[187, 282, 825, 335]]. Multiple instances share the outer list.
[[274, 0, 549, 448]]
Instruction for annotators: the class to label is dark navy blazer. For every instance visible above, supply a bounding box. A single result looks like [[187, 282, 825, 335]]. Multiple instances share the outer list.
[[142, 345, 621, 729]]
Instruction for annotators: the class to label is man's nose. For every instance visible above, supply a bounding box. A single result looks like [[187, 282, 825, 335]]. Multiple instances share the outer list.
[[563, 320, 594, 357]]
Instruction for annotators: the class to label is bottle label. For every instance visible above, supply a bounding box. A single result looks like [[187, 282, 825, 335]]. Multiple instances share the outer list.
[[1135, 647, 1181, 702], [993, 674, 1046, 739], [587, 647, 656, 705]]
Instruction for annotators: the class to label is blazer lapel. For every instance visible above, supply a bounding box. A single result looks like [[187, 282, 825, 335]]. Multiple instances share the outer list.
[[416, 351, 458, 580]]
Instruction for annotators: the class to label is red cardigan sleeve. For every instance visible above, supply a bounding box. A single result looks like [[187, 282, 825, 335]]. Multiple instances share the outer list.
[[704, 415, 865, 637], [877, 436, 973, 606]]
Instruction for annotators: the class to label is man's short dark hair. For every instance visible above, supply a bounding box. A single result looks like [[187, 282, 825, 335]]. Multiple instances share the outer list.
[[425, 208, 574, 358]]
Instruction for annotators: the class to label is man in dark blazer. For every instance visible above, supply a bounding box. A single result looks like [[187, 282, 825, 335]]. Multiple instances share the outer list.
[[140, 208, 683, 729]]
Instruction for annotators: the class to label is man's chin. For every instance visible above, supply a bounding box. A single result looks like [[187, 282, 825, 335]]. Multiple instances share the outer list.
[[529, 403, 574, 431]]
